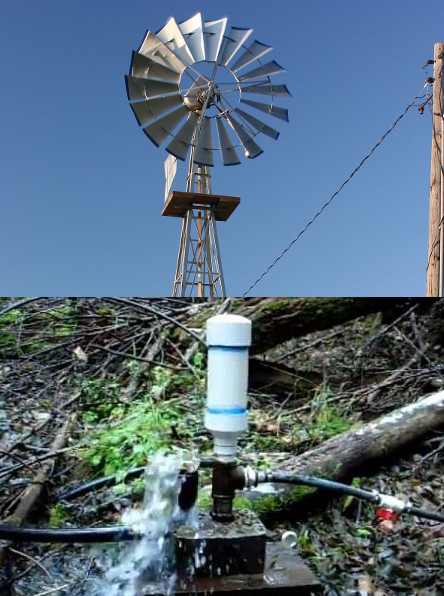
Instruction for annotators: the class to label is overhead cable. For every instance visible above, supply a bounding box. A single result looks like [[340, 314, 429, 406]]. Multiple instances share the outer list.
[[243, 83, 429, 296]]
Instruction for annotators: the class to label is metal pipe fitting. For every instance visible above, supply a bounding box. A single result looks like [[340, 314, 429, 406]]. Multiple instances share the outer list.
[[211, 461, 258, 522]]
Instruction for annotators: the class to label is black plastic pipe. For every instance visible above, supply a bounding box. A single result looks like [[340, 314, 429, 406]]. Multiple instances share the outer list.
[[261, 471, 444, 523], [59, 466, 147, 501], [263, 471, 380, 504], [0, 463, 206, 544], [59, 459, 213, 502], [0, 524, 137, 543], [406, 506, 444, 523]]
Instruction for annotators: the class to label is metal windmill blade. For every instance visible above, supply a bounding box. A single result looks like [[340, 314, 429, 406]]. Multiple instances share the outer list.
[[125, 12, 291, 167]]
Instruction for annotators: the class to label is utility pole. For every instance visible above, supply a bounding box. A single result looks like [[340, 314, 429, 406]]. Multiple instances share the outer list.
[[427, 42, 444, 296]]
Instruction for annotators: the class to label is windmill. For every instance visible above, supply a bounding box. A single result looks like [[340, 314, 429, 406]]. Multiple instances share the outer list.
[[125, 13, 290, 297]]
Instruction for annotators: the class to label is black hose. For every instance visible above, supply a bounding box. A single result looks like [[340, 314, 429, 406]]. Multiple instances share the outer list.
[[0, 462, 209, 544], [262, 471, 444, 523], [263, 471, 380, 504], [59, 458, 214, 502], [0, 524, 137, 543], [59, 467, 146, 501], [406, 506, 444, 523]]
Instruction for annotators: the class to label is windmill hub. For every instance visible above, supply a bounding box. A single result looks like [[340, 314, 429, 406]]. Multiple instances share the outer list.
[[179, 62, 239, 117]]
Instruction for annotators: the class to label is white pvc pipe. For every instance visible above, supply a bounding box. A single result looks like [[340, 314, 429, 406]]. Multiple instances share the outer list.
[[204, 314, 252, 459]]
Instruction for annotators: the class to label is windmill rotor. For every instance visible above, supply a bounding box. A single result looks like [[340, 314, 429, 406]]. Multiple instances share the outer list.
[[125, 12, 291, 166]]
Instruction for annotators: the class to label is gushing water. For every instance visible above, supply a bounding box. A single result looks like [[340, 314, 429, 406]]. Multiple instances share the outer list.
[[100, 452, 189, 596]]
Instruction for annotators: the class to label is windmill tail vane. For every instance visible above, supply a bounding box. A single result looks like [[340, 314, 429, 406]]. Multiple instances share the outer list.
[[125, 12, 290, 296]]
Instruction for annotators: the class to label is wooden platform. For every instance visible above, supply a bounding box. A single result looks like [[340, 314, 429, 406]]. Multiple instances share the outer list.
[[162, 191, 240, 221]]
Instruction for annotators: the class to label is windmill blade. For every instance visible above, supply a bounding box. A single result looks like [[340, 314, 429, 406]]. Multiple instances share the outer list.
[[179, 13, 205, 63], [240, 98, 289, 122], [234, 107, 280, 140], [143, 104, 189, 147], [238, 60, 285, 82], [166, 112, 200, 161], [156, 17, 195, 67], [203, 18, 227, 63], [218, 27, 253, 67], [130, 52, 180, 84], [194, 116, 214, 166], [241, 82, 292, 97], [130, 94, 183, 126], [125, 76, 178, 102], [224, 113, 263, 159], [230, 40, 273, 73], [216, 117, 241, 165], [138, 30, 187, 74]]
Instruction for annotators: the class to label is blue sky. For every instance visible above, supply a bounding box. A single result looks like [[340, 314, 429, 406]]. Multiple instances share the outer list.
[[1, 0, 443, 296]]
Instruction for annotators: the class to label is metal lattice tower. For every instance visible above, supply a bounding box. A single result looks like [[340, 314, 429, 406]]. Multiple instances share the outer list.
[[173, 160, 223, 297], [125, 13, 290, 296]]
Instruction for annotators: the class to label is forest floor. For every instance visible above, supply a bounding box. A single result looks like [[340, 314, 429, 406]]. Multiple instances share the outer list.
[[0, 297, 443, 595]]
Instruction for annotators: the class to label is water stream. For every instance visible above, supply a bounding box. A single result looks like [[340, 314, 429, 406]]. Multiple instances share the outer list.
[[96, 452, 195, 596]]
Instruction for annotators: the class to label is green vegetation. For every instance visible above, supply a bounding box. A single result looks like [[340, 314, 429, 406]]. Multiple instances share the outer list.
[[82, 398, 182, 475], [0, 308, 25, 355], [79, 364, 206, 478], [309, 385, 352, 440], [0, 301, 79, 356], [296, 528, 319, 557], [48, 503, 67, 527], [355, 526, 373, 539], [362, 311, 382, 331], [80, 378, 123, 422]]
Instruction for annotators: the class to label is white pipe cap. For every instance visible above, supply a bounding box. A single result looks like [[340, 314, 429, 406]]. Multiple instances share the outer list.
[[206, 314, 252, 347]]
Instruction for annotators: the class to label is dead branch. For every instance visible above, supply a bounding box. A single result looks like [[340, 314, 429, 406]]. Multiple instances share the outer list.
[[5, 415, 74, 525]]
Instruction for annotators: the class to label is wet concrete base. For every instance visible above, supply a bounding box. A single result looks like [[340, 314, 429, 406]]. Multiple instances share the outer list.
[[173, 542, 322, 595], [175, 510, 267, 578]]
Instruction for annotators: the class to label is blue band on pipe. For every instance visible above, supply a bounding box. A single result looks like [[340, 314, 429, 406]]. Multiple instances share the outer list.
[[207, 345, 249, 351], [206, 407, 247, 415]]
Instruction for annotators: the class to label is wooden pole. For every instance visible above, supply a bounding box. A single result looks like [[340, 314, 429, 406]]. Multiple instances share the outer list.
[[427, 43, 444, 296], [197, 168, 202, 297]]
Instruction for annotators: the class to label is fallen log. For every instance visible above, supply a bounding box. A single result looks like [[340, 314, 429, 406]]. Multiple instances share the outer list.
[[281, 390, 444, 477], [247, 391, 444, 514], [240, 298, 419, 355], [249, 358, 322, 395]]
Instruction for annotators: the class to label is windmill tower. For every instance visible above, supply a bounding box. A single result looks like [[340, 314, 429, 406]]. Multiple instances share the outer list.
[[125, 13, 290, 297]]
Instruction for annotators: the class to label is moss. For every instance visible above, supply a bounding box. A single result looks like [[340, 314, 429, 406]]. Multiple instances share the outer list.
[[251, 485, 317, 518], [259, 299, 293, 314]]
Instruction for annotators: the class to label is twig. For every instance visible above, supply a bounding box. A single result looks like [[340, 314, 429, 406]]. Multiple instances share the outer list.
[[0, 298, 42, 318], [365, 303, 419, 347], [0, 393, 81, 461], [277, 328, 344, 362], [107, 297, 205, 346], [89, 343, 185, 370], [0, 446, 77, 481], [8, 548, 53, 581], [31, 583, 75, 596]]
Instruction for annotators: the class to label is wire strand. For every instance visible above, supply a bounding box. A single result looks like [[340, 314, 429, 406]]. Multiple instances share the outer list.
[[243, 84, 428, 296]]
